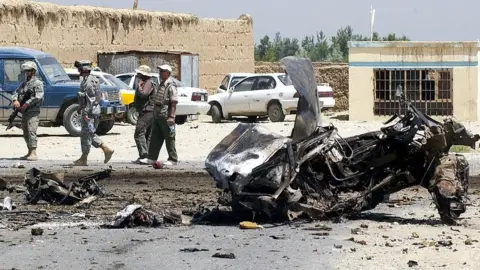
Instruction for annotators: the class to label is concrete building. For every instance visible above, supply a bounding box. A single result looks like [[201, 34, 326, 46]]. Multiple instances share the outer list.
[[348, 41, 479, 121]]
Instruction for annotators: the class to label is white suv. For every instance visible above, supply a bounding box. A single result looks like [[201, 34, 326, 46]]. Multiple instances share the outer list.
[[207, 73, 335, 123]]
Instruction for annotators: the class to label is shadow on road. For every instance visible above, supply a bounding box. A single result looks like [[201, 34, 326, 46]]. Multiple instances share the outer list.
[[353, 212, 444, 226]]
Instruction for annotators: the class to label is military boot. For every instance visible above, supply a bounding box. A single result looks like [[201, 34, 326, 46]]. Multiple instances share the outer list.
[[100, 144, 114, 164], [26, 148, 38, 161], [19, 149, 31, 160], [73, 153, 88, 166]]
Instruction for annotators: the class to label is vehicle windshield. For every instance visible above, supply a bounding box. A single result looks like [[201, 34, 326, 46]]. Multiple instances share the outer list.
[[37, 57, 71, 83], [278, 74, 293, 86], [104, 74, 133, 90]]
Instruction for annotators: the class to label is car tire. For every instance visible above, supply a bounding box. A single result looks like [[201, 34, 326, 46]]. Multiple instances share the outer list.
[[268, 103, 285, 122], [63, 103, 82, 137], [211, 104, 222, 123], [96, 119, 115, 135], [247, 116, 257, 123], [175, 115, 187, 125], [126, 106, 138, 125]]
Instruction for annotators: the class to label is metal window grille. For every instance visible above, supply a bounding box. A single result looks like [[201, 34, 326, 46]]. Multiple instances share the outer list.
[[373, 69, 453, 116]]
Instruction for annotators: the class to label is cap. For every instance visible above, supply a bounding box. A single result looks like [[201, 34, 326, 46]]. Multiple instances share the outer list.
[[135, 65, 152, 77], [157, 64, 172, 73]]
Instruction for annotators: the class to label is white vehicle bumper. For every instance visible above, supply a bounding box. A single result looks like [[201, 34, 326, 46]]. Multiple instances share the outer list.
[[280, 98, 332, 113], [176, 101, 211, 116], [320, 97, 335, 108]]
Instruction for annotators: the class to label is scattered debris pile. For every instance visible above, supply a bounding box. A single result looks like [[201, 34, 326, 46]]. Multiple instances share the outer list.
[[103, 204, 164, 228], [23, 167, 113, 208]]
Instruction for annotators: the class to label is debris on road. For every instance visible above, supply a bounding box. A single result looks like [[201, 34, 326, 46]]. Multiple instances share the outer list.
[[103, 204, 163, 228], [212, 252, 236, 259], [23, 167, 113, 206], [408, 260, 419, 267], [0, 197, 15, 211], [180, 248, 209, 252], [239, 221, 263, 229], [31, 228, 44, 236]]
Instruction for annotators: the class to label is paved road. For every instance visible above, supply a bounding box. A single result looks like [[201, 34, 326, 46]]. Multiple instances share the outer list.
[[2, 191, 480, 270]]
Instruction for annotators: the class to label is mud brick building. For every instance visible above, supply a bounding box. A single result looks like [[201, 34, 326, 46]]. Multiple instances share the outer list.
[[348, 41, 479, 121], [0, 0, 254, 91]]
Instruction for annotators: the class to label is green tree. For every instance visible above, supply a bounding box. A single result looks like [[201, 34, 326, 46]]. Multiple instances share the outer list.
[[254, 27, 410, 62]]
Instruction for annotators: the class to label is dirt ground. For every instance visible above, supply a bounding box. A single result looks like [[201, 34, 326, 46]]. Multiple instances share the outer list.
[[0, 174, 218, 230]]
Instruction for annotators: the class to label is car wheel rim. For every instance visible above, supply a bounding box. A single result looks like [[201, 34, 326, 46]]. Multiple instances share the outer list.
[[271, 108, 280, 119], [132, 111, 139, 122], [72, 111, 81, 131]]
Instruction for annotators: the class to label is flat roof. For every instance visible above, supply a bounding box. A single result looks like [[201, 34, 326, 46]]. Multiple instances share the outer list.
[[348, 41, 480, 48]]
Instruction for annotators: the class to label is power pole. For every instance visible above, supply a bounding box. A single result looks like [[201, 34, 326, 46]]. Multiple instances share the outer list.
[[133, 0, 138, 10]]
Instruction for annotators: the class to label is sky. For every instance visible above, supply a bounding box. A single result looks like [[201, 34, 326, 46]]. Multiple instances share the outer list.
[[34, 0, 480, 44]]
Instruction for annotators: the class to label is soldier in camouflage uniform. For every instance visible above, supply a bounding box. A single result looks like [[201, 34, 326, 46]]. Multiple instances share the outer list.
[[132, 65, 156, 163], [11, 61, 44, 161], [72, 60, 114, 166], [140, 64, 178, 166]]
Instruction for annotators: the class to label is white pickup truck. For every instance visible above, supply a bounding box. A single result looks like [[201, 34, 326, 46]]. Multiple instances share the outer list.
[[207, 73, 335, 123]]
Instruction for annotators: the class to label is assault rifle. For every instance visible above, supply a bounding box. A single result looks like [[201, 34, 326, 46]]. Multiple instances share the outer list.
[[6, 87, 31, 131]]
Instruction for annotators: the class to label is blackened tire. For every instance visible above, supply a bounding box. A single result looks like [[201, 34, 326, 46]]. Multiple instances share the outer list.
[[62, 103, 82, 137], [268, 103, 285, 122], [175, 115, 187, 125], [126, 105, 138, 125], [96, 119, 115, 135], [211, 104, 222, 123]]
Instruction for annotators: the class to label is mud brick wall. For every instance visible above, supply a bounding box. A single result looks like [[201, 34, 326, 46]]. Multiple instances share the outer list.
[[0, 0, 254, 91], [255, 61, 349, 111]]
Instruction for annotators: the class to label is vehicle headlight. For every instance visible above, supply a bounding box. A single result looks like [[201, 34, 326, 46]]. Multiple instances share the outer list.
[[102, 92, 109, 101]]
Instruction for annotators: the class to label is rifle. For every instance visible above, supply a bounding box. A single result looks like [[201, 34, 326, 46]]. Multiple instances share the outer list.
[[6, 87, 31, 131]]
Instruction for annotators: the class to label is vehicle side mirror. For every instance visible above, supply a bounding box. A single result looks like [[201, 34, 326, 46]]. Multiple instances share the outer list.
[[228, 86, 234, 93], [219, 85, 226, 90]]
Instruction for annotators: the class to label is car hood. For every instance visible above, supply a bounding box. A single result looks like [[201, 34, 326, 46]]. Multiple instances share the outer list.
[[280, 56, 322, 142]]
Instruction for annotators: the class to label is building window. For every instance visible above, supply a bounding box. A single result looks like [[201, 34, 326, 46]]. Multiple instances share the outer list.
[[373, 68, 453, 116]]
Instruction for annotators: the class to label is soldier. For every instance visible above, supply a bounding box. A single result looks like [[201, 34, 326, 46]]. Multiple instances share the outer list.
[[72, 60, 114, 166], [11, 61, 44, 161], [132, 65, 156, 163], [140, 64, 178, 166]]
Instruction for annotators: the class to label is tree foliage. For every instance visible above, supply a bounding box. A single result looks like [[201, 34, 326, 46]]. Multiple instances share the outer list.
[[254, 26, 409, 62]]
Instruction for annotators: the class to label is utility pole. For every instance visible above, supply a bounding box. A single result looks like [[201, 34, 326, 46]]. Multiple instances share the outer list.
[[370, 5, 375, 41], [133, 0, 138, 10]]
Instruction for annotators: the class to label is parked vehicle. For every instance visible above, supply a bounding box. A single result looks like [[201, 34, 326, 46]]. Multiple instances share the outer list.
[[0, 47, 125, 136], [115, 72, 210, 125], [216, 73, 254, 94], [206, 56, 479, 225], [66, 68, 133, 123], [207, 73, 335, 123]]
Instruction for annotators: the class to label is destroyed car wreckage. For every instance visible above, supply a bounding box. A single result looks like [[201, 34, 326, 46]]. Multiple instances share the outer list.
[[205, 56, 480, 225]]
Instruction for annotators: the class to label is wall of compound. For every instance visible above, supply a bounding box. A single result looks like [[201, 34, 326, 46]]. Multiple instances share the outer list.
[[0, 0, 254, 91]]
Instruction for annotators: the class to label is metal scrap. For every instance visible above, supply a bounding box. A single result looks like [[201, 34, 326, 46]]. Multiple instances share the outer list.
[[23, 167, 113, 206]]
